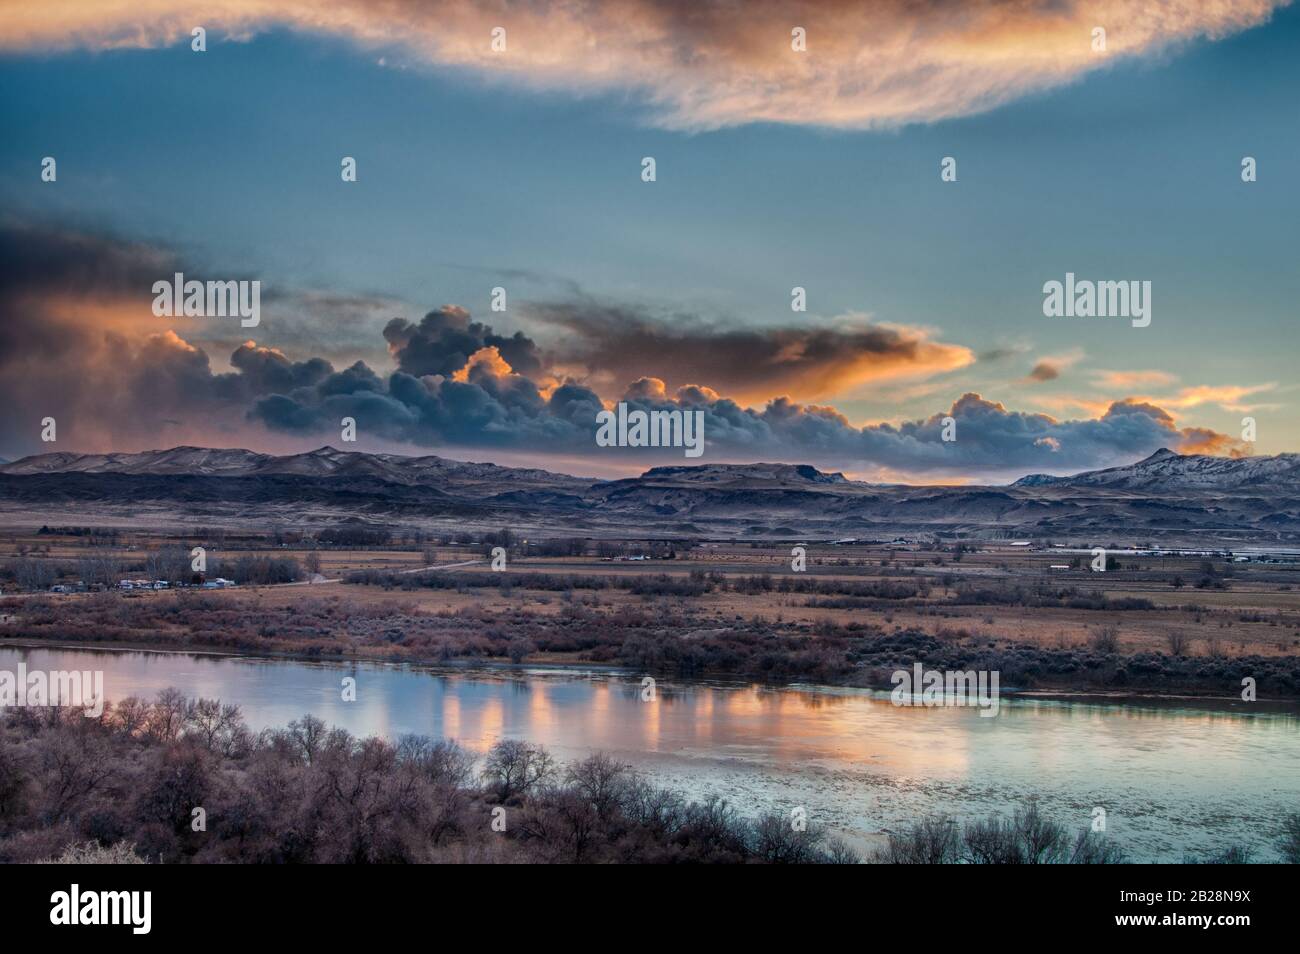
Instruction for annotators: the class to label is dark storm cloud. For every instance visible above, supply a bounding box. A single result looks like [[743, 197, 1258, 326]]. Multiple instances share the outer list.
[[0, 221, 175, 295], [225, 342, 333, 396], [383, 305, 543, 379], [0, 224, 1244, 475]]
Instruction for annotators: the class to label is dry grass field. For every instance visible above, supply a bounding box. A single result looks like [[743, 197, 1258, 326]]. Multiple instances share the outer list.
[[4, 526, 1300, 698]]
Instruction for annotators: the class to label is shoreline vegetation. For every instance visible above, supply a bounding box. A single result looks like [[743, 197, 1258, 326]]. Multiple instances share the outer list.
[[1, 638, 1296, 715], [4, 564, 1300, 700], [6, 692, 1296, 865]]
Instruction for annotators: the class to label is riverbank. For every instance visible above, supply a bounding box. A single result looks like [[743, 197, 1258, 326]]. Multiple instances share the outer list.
[[5, 585, 1300, 702], [4, 635, 1298, 713]]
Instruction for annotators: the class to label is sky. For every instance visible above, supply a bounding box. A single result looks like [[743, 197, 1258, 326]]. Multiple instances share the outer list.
[[1, 0, 1297, 482]]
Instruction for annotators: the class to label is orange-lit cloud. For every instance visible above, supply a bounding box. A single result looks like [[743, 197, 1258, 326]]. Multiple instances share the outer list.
[[525, 303, 974, 404], [1176, 428, 1249, 457], [1037, 382, 1280, 420], [1151, 383, 1278, 413], [452, 345, 515, 382], [1091, 369, 1178, 389], [0, 1, 1285, 129]]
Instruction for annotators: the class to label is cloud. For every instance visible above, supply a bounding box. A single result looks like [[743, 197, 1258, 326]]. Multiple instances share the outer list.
[[1092, 369, 1178, 389], [1027, 362, 1061, 382], [0, 223, 1250, 477], [1155, 383, 1278, 414], [0, 224, 230, 449], [0, 1, 1285, 129], [1022, 348, 1084, 384], [1175, 428, 1249, 457], [523, 301, 973, 403], [383, 305, 543, 379]]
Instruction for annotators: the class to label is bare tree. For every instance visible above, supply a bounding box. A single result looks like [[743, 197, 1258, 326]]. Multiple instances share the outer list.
[[481, 739, 555, 802], [77, 553, 122, 587], [13, 557, 55, 591], [138, 742, 212, 834], [396, 736, 475, 787], [38, 730, 115, 821], [874, 814, 960, 863], [109, 696, 151, 737], [185, 698, 246, 754], [145, 688, 189, 743], [750, 811, 828, 863], [286, 714, 328, 766], [1090, 626, 1120, 654], [143, 545, 188, 582], [564, 753, 632, 821]]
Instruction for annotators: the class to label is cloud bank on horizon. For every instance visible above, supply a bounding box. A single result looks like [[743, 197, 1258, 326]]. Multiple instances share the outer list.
[[0, 0, 1287, 129], [0, 224, 1250, 480]]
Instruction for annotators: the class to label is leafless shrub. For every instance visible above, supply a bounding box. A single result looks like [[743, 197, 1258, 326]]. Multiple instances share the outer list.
[[38, 841, 146, 864], [874, 814, 960, 863], [1279, 812, 1300, 864], [1090, 626, 1120, 654], [481, 739, 555, 802]]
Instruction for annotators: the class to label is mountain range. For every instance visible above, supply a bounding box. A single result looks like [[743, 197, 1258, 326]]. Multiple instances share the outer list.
[[2, 445, 1298, 544]]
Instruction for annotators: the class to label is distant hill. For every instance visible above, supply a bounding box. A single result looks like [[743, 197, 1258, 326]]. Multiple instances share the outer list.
[[0, 445, 589, 491], [2, 445, 1298, 544], [1013, 447, 1300, 492]]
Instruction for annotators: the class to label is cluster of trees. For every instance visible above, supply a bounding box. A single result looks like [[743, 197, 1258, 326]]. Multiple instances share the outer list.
[[143, 545, 190, 582], [951, 584, 1154, 612], [34, 526, 122, 545], [877, 802, 1300, 864], [0, 693, 857, 864], [4, 557, 58, 591], [226, 555, 302, 585], [311, 525, 554, 552], [876, 803, 1126, 863], [346, 569, 614, 591], [315, 527, 392, 547], [732, 573, 925, 600], [6, 694, 1288, 864], [854, 630, 1300, 696], [530, 537, 588, 557], [345, 568, 923, 603], [2, 554, 129, 590], [2, 547, 301, 590], [140, 548, 304, 585]]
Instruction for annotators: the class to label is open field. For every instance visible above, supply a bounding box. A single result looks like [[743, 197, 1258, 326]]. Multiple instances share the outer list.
[[5, 527, 1300, 698]]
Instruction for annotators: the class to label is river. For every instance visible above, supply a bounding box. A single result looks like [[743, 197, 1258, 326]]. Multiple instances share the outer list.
[[2, 644, 1297, 861]]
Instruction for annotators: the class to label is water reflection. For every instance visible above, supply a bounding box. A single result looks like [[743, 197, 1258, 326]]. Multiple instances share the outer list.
[[2, 645, 1297, 860]]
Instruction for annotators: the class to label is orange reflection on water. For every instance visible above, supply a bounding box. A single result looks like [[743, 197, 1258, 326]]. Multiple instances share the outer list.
[[442, 689, 461, 744]]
